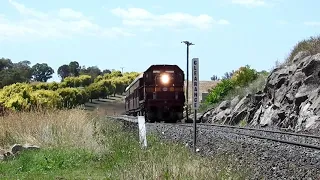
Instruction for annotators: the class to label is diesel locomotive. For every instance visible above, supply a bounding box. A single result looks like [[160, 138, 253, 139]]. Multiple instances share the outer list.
[[124, 64, 185, 123]]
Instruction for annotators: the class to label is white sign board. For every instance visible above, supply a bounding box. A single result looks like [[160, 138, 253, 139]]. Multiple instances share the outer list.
[[138, 116, 147, 148], [192, 58, 199, 110]]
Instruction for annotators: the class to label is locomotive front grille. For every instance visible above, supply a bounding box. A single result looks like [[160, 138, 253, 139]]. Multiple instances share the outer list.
[[155, 92, 174, 99]]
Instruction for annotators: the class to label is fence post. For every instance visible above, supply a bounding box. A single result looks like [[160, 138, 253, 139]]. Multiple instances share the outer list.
[[138, 116, 147, 148]]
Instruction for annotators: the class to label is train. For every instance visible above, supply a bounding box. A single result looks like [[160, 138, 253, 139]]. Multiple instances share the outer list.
[[124, 64, 185, 123]]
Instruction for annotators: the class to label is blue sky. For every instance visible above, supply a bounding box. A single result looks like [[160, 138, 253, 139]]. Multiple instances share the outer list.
[[0, 0, 319, 82]]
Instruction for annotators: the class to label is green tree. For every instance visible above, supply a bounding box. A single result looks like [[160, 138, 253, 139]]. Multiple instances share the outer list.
[[102, 69, 111, 74], [69, 61, 80, 77], [80, 66, 102, 81], [14, 60, 33, 81], [211, 75, 219, 81], [58, 64, 70, 81], [31, 63, 54, 82], [0, 60, 32, 88], [0, 58, 13, 70]]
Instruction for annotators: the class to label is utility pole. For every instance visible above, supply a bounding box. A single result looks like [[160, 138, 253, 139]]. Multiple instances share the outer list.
[[120, 67, 124, 73], [181, 41, 194, 122]]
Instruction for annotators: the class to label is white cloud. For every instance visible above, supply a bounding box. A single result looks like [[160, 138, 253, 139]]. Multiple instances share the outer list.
[[304, 21, 320, 26], [0, 0, 134, 41], [110, 7, 229, 31], [8, 0, 48, 19], [58, 8, 86, 19], [231, 0, 267, 7]]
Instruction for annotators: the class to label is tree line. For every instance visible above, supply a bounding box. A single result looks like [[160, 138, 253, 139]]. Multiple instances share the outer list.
[[0, 57, 140, 112], [0, 58, 114, 88]]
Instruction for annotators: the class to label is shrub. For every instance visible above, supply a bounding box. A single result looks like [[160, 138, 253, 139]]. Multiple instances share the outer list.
[[286, 35, 320, 63], [3, 93, 31, 111], [85, 83, 102, 100], [231, 65, 258, 87], [34, 83, 50, 90], [205, 65, 258, 105], [48, 82, 60, 91], [63, 75, 92, 88], [30, 89, 62, 109], [76, 88, 90, 105], [205, 79, 235, 104], [0, 83, 33, 111], [56, 88, 82, 108]]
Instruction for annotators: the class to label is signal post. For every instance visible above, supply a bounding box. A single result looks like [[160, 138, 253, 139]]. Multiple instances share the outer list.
[[192, 58, 199, 153]]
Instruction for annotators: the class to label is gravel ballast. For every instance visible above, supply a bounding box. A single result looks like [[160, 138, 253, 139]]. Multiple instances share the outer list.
[[144, 122, 320, 180]]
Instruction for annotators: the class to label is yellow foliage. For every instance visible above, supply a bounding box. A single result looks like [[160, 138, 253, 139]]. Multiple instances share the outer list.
[[30, 90, 62, 109], [0, 71, 140, 111]]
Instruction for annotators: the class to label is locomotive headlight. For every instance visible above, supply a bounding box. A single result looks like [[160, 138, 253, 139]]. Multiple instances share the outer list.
[[161, 74, 170, 84]]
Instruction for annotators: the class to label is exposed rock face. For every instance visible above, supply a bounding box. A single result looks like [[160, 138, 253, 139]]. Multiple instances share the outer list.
[[203, 52, 320, 131]]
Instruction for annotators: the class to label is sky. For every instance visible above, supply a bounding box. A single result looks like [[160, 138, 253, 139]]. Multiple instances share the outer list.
[[0, 0, 319, 82]]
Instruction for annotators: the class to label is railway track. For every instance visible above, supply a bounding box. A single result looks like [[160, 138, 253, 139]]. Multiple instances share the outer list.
[[110, 115, 320, 150]]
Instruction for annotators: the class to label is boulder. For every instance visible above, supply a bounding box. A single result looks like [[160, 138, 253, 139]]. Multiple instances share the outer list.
[[0, 143, 40, 161], [0, 149, 12, 160], [11, 144, 40, 155]]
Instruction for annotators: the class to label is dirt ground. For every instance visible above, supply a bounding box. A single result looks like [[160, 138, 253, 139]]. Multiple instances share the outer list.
[[84, 95, 126, 115]]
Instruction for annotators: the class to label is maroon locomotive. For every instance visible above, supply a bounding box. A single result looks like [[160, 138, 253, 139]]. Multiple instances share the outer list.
[[124, 64, 185, 123]]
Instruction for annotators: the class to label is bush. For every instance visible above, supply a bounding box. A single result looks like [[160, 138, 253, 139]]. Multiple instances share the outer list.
[[3, 93, 31, 111], [205, 79, 235, 104], [205, 65, 258, 105], [56, 88, 82, 109], [231, 65, 258, 87], [63, 75, 92, 88], [286, 35, 320, 63], [48, 82, 60, 91], [0, 83, 33, 111], [30, 89, 62, 109]]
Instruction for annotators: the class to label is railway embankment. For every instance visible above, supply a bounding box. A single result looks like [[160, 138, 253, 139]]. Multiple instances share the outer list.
[[145, 122, 320, 179], [110, 115, 320, 179], [202, 51, 320, 133]]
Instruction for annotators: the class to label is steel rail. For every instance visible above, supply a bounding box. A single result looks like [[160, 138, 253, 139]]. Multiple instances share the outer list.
[[109, 115, 320, 150], [110, 115, 320, 139], [176, 123, 320, 150], [197, 123, 320, 139]]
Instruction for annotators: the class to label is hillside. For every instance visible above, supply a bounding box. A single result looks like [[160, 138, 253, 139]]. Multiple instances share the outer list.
[[202, 35, 320, 131]]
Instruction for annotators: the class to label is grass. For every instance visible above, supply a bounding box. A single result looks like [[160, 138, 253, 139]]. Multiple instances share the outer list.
[[0, 107, 250, 179], [286, 35, 320, 63]]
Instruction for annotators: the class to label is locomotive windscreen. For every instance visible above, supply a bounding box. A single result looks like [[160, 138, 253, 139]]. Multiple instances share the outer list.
[[144, 65, 184, 86], [152, 71, 184, 86]]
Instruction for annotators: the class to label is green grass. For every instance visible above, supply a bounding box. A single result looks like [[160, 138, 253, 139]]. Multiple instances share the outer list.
[[0, 148, 102, 179], [0, 114, 250, 179]]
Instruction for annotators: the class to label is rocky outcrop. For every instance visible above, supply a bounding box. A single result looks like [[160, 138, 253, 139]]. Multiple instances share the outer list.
[[203, 52, 320, 131], [0, 144, 40, 160]]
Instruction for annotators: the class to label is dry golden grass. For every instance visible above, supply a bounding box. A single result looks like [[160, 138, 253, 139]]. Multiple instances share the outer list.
[[0, 106, 249, 179], [286, 35, 320, 63], [0, 108, 106, 153]]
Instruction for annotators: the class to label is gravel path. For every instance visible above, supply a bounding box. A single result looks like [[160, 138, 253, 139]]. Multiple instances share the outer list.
[[145, 123, 320, 180]]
